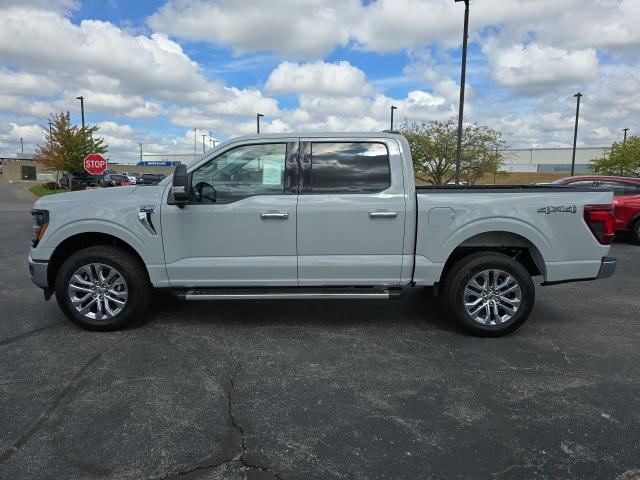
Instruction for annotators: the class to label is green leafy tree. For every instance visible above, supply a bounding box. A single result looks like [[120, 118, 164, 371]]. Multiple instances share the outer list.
[[592, 136, 640, 177], [34, 113, 108, 187], [399, 117, 506, 185]]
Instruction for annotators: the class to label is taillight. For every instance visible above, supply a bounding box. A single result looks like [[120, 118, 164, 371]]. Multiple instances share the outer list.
[[584, 204, 615, 245]]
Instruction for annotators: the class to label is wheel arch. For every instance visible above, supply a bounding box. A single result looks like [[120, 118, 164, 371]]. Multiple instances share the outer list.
[[47, 232, 149, 288], [440, 231, 546, 284]]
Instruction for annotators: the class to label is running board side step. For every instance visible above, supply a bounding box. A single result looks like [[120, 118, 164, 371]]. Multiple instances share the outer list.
[[174, 287, 401, 301]]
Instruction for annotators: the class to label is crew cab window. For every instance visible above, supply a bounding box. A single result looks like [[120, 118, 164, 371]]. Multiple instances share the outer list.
[[308, 142, 390, 194], [567, 180, 595, 187], [190, 143, 286, 204]]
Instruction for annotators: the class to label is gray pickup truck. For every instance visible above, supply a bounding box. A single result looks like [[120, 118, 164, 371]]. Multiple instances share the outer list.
[[28, 132, 617, 336]]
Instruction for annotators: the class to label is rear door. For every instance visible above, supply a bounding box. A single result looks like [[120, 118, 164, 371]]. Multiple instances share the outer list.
[[296, 138, 406, 286]]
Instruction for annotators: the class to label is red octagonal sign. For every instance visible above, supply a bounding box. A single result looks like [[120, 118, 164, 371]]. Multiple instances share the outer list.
[[84, 153, 107, 175]]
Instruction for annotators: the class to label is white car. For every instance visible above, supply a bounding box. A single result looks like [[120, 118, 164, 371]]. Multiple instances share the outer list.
[[122, 172, 141, 184], [28, 132, 617, 336]]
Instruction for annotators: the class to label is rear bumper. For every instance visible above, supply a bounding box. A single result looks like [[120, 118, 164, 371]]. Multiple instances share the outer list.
[[541, 256, 616, 286], [596, 256, 617, 279], [28, 255, 49, 289]]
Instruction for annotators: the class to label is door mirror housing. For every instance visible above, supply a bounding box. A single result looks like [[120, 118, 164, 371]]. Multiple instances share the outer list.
[[172, 164, 190, 206]]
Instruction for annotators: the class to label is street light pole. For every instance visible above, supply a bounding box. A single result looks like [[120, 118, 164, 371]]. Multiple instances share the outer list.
[[48, 122, 53, 148], [623, 128, 630, 143], [454, 0, 470, 185], [390, 105, 397, 131], [193, 128, 197, 157], [257, 113, 264, 134], [139, 143, 143, 162], [76, 96, 85, 129], [20, 137, 24, 154], [570, 92, 582, 176], [201, 134, 207, 153]]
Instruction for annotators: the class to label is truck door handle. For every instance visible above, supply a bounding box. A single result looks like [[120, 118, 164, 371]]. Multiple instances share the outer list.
[[260, 212, 289, 219], [369, 211, 398, 218]]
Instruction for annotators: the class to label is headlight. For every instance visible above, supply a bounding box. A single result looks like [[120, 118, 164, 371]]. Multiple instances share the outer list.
[[31, 209, 49, 247]]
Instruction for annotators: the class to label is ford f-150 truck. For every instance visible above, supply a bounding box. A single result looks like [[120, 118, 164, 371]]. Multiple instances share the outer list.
[[28, 133, 617, 336]]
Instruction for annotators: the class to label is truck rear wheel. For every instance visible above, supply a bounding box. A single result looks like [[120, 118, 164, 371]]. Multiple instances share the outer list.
[[442, 252, 535, 337], [54, 245, 151, 331]]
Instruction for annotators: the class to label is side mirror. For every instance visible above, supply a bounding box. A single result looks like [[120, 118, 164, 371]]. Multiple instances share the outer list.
[[172, 164, 190, 205]]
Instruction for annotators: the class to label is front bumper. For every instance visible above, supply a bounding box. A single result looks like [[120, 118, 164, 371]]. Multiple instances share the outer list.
[[28, 255, 49, 289], [596, 256, 617, 279]]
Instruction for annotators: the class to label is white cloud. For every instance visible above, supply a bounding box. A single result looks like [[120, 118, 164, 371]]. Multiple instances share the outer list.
[[484, 42, 598, 95], [148, 0, 361, 58], [0, 69, 59, 96], [266, 61, 372, 96]]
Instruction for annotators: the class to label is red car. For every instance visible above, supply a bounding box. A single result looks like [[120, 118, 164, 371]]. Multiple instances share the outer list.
[[553, 176, 640, 243], [101, 174, 131, 188]]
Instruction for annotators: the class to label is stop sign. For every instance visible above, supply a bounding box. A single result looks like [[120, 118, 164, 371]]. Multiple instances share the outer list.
[[84, 153, 107, 175]]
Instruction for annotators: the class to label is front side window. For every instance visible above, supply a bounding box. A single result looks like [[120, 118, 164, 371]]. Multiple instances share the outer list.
[[190, 143, 287, 204], [308, 142, 390, 194]]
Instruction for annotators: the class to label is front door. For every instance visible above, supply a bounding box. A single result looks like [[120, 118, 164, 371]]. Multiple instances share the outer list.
[[296, 139, 406, 286], [161, 139, 299, 287]]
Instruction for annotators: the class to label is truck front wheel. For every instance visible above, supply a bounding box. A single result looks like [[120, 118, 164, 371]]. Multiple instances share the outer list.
[[54, 245, 151, 331], [442, 252, 535, 337]]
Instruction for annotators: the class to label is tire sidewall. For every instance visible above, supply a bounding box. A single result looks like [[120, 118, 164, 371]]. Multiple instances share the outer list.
[[55, 247, 148, 331], [446, 254, 535, 337]]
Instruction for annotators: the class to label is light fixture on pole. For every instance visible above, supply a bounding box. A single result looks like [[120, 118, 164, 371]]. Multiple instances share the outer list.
[[20, 137, 24, 154], [570, 92, 582, 176], [623, 128, 630, 143], [257, 113, 264, 134], [454, 0, 470, 185], [390, 105, 397, 131], [76, 96, 85, 129]]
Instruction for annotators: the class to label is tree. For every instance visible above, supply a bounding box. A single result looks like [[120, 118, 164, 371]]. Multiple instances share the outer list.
[[399, 117, 506, 185], [34, 113, 108, 187], [592, 136, 640, 177]]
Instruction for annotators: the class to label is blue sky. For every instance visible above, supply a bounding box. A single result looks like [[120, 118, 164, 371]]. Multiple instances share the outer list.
[[0, 0, 638, 162]]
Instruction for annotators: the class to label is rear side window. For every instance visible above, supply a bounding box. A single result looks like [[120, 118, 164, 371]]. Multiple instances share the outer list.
[[595, 181, 639, 196], [309, 142, 390, 194]]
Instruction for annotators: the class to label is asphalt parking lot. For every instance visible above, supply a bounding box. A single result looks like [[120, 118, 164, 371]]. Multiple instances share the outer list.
[[0, 177, 639, 480]]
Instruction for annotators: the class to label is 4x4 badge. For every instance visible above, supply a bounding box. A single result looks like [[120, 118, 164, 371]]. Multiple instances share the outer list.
[[537, 205, 577, 214]]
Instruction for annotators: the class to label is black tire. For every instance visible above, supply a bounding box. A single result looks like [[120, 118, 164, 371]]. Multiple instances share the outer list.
[[442, 252, 535, 337], [55, 245, 151, 331], [629, 219, 640, 245]]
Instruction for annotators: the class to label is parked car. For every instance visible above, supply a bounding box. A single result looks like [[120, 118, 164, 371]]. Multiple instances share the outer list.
[[28, 132, 616, 336], [101, 174, 131, 187], [140, 173, 166, 185], [122, 172, 142, 184], [59, 171, 97, 190], [552, 176, 640, 243]]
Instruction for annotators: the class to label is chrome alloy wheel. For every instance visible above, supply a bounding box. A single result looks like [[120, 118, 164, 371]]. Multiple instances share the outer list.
[[463, 269, 522, 325], [68, 263, 128, 321]]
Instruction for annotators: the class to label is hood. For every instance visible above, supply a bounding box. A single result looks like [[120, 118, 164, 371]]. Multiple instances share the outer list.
[[33, 185, 163, 210]]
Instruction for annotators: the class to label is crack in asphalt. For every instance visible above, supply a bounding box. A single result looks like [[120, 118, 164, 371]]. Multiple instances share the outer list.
[[159, 349, 283, 480], [0, 331, 135, 464], [0, 321, 65, 348]]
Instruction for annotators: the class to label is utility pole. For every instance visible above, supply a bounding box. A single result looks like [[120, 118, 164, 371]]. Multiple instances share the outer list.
[[571, 92, 582, 176], [257, 113, 264, 134], [623, 128, 630, 143], [76, 96, 85, 129], [193, 127, 197, 157], [454, 0, 470, 185], [20, 137, 24, 154], [201, 134, 207, 153], [48, 122, 53, 148], [139, 143, 143, 162], [390, 105, 397, 131]]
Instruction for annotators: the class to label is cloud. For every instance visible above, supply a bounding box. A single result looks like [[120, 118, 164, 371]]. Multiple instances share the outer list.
[[266, 61, 372, 96], [148, 0, 361, 58], [484, 42, 598, 95]]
